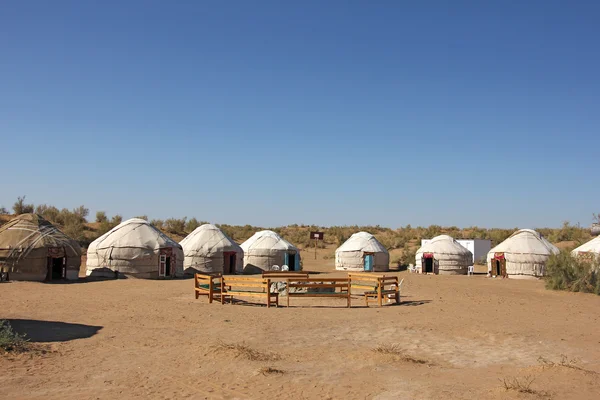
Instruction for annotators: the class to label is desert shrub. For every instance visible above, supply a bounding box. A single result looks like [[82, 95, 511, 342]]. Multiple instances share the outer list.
[[72, 205, 89, 222], [134, 215, 148, 221], [545, 251, 600, 295], [151, 219, 164, 230], [0, 207, 8, 215], [164, 218, 186, 234], [36, 205, 60, 222], [13, 196, 34, 215], [398, 242, 417, 267], [0, 320, 28, 353], [63, 220, 86, 243], [111, 215, 123, 225], [185, 217, 201, 233], [95, 211, 108, 223], [547, 221, 590, 244]]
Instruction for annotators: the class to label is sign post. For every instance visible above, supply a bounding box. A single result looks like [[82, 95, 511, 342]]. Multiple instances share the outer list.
[[310, 231, 324, 260]]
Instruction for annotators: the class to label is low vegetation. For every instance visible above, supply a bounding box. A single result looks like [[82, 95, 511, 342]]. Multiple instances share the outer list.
[[0, 196, 595, 256], [499, 375, 537, 394], [545, 251, 600, 295], [257, 366, 285, 376], [373, 343, 431, 365], [214, 341, 281, 362], [0, 320, 29, 353], [538, 355, 598, 375]]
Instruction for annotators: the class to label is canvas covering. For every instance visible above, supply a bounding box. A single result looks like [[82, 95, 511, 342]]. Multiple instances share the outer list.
[[486, 229, 559, 279], [0, 213, 81, 281], [415, 235, 472, 275], [572, 236, 600, 259], [335, 231, 390, 271], [86, 218, 183, 278], [240, 230, 301, 273], [180, 224, 243, 274]]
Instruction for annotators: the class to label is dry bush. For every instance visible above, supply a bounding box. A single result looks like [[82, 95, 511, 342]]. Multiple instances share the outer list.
[[13, 196, 34, 215], [214, 341, 281, 362], [258, 366, 285, 376], [374, 344, 430, 365], [95, 211, 108, 223], [545, 251, 600, 295], [538, 355, 597, 375], [0, 320, 29, 353], [500, 375, 536, 394]]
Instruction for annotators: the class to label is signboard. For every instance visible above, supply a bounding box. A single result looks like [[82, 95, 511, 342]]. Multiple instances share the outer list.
[[310, 231, 324, 240]]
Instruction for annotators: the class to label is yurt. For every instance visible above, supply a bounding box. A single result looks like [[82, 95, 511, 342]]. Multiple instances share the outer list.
[[571, 236, 600, 262], [486, 229, 559, 279], [180, 224, 243, 274], [335, 232, 389, 272], [415, 235, 472, 275], [0, 213, 81, 281], [86, 218, 183, 279], [240, 230, 301, 273]]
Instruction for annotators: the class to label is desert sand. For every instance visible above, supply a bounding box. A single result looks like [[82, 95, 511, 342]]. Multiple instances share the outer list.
[[1, 250, 600, 399]]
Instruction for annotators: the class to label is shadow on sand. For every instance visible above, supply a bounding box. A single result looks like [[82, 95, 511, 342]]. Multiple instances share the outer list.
[[7, 319, 103, 343]]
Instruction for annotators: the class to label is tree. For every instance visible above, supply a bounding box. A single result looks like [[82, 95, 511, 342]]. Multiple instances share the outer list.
[[0, 207, 8, 215], [72, 205, 89, 222], [95, 211, 108, 223], [185, 217, 200, 233], [111, 215, 123, 225], [13, 196, 34, 215]]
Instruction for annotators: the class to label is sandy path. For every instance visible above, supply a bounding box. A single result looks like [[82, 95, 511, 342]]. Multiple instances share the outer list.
[[1, 270, 600, 399]]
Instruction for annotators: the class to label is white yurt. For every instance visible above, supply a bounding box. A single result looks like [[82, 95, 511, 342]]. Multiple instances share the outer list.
[[571, 236, 600, 262], [415, 235, 472, 275], [240, 230, 301, 273], [180, 224, 243, 275], [335, 232, 389, 272], [486, 229, 559, 279], [86, 218, 184, 279]]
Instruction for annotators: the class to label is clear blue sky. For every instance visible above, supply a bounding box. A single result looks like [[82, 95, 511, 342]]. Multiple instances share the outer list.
[[1, 1, 598, 229]]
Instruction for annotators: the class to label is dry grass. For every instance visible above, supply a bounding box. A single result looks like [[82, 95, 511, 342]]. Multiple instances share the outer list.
[[214, 341, 281, 362], [500, 375, 537, 394], [538, 355, 598, 375], [0, 320, 29, 353], [258, 366, 285, 376], [373, 343, 432, 365]]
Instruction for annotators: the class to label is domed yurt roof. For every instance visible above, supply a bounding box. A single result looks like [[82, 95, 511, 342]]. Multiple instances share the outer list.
[[181, 224, 242, 255], [0, 213, 81, 281], [415, 235, 472, 275], [336, 232, 388, 253], [335, 232, 389, 272], [180, 224, 243, 274], [0, 213, 81, 253], [86, 218, 183, 278], [88, 218, 181, 252], [417, 235, 472, 257], [489, 229, 559, 258], [240, 230, 298, 253], [571, 236, 600, 257]]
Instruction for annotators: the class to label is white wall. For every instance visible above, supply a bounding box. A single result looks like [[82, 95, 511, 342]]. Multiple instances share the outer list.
[[420, 239, 491, 264]]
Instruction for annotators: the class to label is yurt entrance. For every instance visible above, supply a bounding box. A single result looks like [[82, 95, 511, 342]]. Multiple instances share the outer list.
[[284, 252, 296, 271], [46, 248, 66, 281], [492, 253, 506, 277], [422, 253, 434, 274], [223, 252, 236, 274], [159, 249, 173, 277], [363, 253, 374, 272]]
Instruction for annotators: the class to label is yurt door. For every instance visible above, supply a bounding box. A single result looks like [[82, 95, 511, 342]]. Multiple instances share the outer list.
[[159, 255, 166, 277], [287, 253, 296, 271], [364, 254, 374, 272]]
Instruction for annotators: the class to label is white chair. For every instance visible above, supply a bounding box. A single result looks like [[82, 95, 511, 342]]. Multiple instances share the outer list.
[[281, 265, 289, 272], [271, 265, 280, 271], [467, 265, 474, 276]]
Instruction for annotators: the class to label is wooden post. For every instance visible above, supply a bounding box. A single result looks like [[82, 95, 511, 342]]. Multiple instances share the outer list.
[[314, 237, 317, 260]]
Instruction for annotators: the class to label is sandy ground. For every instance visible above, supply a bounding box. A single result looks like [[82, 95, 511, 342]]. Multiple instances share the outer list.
[[2, 251, 600, 399]]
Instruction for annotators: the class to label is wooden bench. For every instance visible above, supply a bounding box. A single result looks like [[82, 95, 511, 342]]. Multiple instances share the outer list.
[[194, 273, 223, 303], [220, 276, 279, 307], [349, 273, 401, 307], [285, 278, 351, 308], [261, 271, 309, 280]]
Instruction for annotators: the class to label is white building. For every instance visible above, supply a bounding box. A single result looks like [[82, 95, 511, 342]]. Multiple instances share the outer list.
[[421, 239, 491, 264]]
